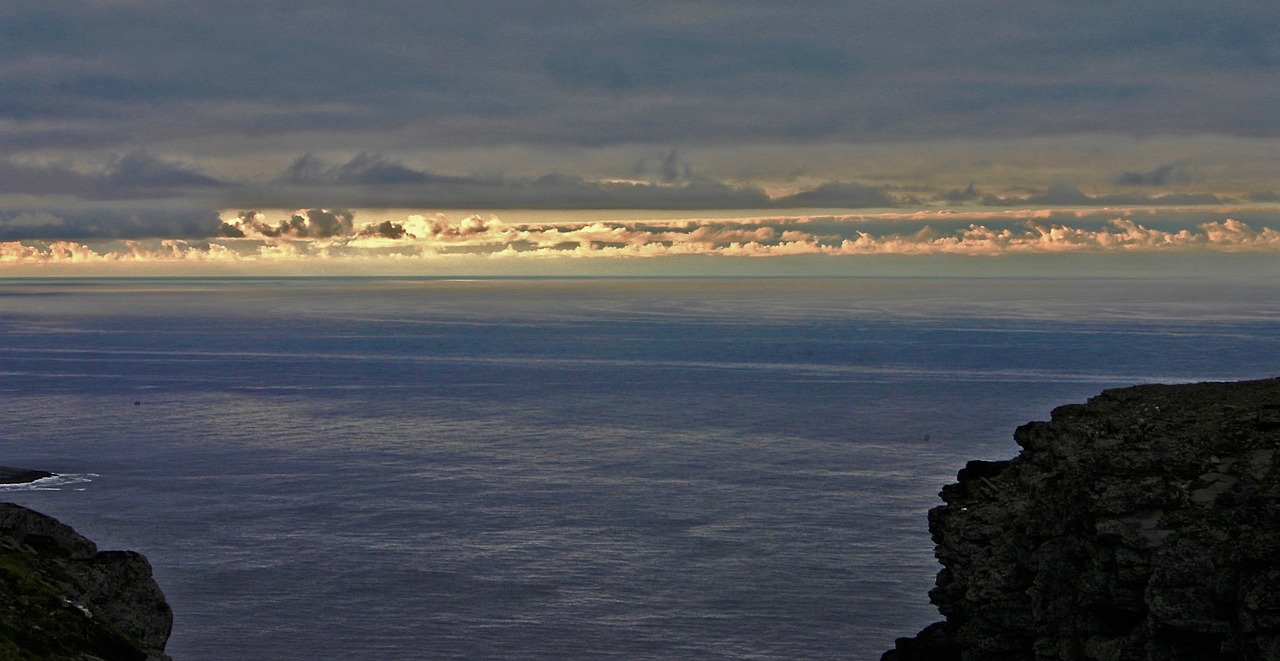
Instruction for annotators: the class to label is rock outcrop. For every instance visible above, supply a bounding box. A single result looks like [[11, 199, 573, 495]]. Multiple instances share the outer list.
[[884, 377, 1280, 661], [0, 467, 53, 485], [0, 502, 173, 660]]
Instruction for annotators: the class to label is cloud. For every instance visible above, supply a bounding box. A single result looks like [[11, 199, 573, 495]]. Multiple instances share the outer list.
[[773, 182, 895, 208], [219, 209, 354, 239], [2, 142, 1261, 248], [242, 152, 911, 211], [274, 153, 464, 187], [543, 27, 856, 90], [2, 2, 1274, 279], [986, 183, 1228, 207], [97, 151, 227, 196], [357, 220, 409, 240], [4, 213, 1277, 267], [0, 206, 223, 241], [0, 151, 227, 200], [1198, 218, 1280, 247], [1, 2, 1276, 161], [633, 148, 696, 183], [0, 160, 98, 196], [0, 238, 251, 264], [12, 207, 1275, 268], [246, 155, 778, 210], [1113, 163, 1197, 187]]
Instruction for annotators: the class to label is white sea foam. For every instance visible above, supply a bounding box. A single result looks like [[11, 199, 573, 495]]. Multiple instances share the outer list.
[[0, 473, 95, 492]]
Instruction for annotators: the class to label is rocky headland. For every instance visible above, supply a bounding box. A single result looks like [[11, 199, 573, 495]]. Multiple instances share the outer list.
[[0, 467, 53, 485], [0, 498, 172, 660], [884, 377, 1280, 660]]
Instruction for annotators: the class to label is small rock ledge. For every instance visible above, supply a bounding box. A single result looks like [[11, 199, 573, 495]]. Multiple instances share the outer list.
[[884, 377, 1280, 661], [0, 502, 172, 661]]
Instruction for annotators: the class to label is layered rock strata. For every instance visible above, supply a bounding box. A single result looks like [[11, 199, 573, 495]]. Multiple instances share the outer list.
[[0, 502, 172, 660], [884, 378, 1280, 660]]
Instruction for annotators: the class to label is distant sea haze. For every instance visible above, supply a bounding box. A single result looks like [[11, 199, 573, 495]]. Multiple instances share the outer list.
[[2, 276, 1278, 659]]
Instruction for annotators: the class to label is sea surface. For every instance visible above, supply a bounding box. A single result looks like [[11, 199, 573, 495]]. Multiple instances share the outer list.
[[1, 275, 1278, 660]]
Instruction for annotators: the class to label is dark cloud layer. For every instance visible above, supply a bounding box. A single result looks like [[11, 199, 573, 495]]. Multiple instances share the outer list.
[[0, 152, 227, 200], [2, 1, 1277, 154], [1114, 163, 1198, 188], [0, 207, 223, 242], [0, 145, 1253, 243]]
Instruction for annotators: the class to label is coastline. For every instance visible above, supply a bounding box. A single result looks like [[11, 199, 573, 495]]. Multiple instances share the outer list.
[[0, 467, 55, 485], [883, 377, 1280, 660]]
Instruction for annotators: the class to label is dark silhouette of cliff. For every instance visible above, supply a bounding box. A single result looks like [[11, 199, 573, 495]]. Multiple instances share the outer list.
[[885, 378, 1280, 660]]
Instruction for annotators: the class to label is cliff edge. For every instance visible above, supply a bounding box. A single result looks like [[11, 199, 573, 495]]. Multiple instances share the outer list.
[[884, 377, 1280, 661], [0, 502, 173, 661]]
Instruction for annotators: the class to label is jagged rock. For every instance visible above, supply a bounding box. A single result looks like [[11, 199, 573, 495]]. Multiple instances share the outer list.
[[884, 378, 1280, 661], [0, 502, 172, 660]]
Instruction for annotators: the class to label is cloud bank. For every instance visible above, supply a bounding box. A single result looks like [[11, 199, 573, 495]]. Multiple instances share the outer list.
[[3, 3, 1272, 276], [3, 208, 1276, 269], [2, 2, 1276, 155], [0, 148, 1256, 233]]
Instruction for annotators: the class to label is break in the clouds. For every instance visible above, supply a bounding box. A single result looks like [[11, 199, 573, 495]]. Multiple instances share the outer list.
[[3, 207, 1278, 273]]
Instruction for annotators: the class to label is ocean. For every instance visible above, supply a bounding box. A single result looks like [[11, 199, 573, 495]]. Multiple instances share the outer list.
[[1, 275, 1277, 659]]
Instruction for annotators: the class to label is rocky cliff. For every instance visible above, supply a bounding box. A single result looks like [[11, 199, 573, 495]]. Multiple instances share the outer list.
[[0, 501, 172, 661], [884, 377, 1280, 661]]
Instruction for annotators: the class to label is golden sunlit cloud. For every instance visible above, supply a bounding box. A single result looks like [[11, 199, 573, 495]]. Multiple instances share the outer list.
[[1, 206, 1277, 271]]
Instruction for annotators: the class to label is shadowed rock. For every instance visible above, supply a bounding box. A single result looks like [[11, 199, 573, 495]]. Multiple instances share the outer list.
[[884, 377, 1280, 661], [0, 502, 172, 660], [0, 467, 54, 485]]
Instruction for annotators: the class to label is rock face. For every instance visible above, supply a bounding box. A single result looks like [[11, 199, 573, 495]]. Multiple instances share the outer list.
[[0, 502, 173, 660], [884, 378, 1280, 661]]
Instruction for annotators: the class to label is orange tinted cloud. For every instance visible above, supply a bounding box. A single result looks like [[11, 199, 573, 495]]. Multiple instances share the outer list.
[[3, 208, 1277, 267]]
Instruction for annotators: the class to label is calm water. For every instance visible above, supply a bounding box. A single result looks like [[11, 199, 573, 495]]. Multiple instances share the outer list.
[[1, 276, 1278, 659]]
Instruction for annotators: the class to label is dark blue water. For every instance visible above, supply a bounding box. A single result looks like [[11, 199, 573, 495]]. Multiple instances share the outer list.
[[1, 276, 1277, 659]]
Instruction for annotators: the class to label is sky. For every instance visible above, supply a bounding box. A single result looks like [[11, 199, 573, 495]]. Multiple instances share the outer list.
[[1, 1, 1277, 275]]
